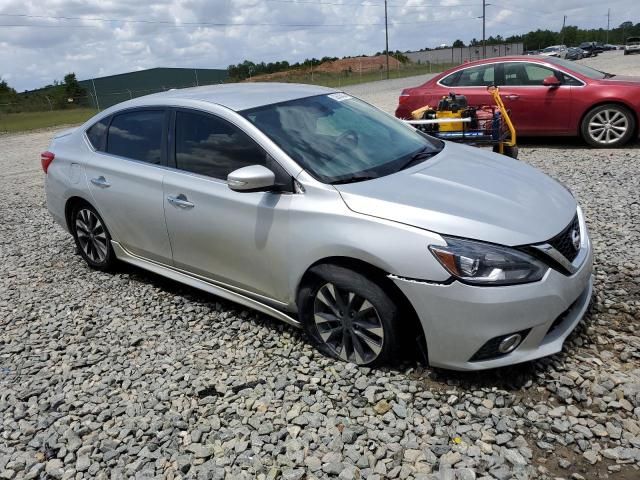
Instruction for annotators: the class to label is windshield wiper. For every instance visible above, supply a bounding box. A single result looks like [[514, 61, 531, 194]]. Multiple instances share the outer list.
[[330, 174, 379, 185], [603, 72, 615, 78], [397, 147, 439, 172]]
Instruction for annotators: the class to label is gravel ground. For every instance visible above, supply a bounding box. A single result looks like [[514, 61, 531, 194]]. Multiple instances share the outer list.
[[1, 53, 640, 480], [577, 50, 640, 77]]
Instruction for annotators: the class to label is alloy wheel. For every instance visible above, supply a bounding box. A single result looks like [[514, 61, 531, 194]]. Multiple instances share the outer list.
[[588, 109, 629, 145], [313, 282, 384, 365], [75, 208, 109, 263]]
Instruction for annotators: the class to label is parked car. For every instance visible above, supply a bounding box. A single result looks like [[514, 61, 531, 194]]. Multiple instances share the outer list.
[[566, 47, 585, 60], [44, 83, 593, 371], [539, 45, 568, 58], [396, 56, 640, 147], [624, 37, 640, 55], [579, 42, 603, 56], [603, 44, 618, 51]]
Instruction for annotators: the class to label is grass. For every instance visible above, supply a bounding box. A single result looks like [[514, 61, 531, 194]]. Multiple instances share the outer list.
[[249, 62, 457, 88], [0, 108, 98, 133]]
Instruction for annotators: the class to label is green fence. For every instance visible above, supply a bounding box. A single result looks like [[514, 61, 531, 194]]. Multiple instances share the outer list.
[[79, 67, 228, 110]]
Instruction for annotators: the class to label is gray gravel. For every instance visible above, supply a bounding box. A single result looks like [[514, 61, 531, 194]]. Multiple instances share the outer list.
[[1, 54, 640, 479]]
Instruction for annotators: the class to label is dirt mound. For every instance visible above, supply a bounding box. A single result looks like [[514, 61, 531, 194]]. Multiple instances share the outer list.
[[315, 55, 401, 73], [248, 55, 402, 82]]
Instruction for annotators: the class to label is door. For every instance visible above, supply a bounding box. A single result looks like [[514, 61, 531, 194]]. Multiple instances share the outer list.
[[498, 62, 573, 134], [162, 109, 292, 302], [84, 109, 173, 263]]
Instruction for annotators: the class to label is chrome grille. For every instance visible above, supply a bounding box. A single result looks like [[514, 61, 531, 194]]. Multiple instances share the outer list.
[[548, 214, 580, 262]]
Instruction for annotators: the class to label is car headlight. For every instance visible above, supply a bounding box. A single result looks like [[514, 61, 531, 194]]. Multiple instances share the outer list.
[[429, 237, 548, 286]]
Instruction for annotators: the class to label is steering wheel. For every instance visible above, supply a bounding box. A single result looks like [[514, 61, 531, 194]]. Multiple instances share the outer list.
[[336, 129, 359, 147]]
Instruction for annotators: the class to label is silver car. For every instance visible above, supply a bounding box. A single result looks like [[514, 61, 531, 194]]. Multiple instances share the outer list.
[[43, 83, 593, 370]]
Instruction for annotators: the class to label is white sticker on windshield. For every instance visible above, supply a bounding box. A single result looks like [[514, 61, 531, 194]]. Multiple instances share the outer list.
[[328, 93, 352, 102]]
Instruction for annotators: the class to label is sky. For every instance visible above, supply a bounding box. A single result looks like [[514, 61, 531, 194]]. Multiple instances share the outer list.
[[0, 0, 636, 91]]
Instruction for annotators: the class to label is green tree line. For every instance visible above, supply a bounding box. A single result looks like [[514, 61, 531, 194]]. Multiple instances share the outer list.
[[0, 73, 87, 113], [449, 21, 640, 50]]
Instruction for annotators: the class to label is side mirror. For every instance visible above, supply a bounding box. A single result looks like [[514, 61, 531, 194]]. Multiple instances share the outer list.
[[227, 165, 276, 192], [542, 75, 561, 88]]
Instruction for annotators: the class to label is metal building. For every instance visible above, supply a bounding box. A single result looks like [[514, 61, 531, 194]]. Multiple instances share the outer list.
[[79, 67, 228, 109]]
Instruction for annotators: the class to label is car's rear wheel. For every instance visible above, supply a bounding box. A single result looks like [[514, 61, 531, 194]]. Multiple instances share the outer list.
[[71, 204, 116, 271], [298, 265, 400, 367], [581, 104, 635, 147]]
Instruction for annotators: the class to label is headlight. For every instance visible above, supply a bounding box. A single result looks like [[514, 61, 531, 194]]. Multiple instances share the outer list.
[[429, 237, 548, 286]]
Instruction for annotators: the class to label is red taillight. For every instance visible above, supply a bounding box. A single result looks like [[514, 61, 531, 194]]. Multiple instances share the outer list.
[[398, 93, 410, 105], [41, 151, 55, 173]]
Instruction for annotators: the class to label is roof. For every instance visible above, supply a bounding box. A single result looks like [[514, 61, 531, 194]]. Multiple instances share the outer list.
[[143, 82, 337, 111]]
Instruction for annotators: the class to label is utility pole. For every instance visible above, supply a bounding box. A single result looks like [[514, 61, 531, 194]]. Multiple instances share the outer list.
[[606, 8, 610, 44], [384, 0, 389, 79], [560, 15, 566, 44], [482, 0, 486, 59]]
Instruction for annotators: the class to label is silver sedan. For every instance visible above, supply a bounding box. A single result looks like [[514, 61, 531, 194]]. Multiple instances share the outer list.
[[43, 83, 593, 370]]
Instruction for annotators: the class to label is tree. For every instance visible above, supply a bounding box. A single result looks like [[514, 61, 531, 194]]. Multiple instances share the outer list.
[[63, 73, 85, 102], [452, 39, 465, 48]]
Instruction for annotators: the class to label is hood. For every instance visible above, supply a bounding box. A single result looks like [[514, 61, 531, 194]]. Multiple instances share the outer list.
[[335, 142, 577, 246]]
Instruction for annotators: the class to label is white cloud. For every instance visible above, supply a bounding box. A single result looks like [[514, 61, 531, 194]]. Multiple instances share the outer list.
[[0, 0, 634, 90]]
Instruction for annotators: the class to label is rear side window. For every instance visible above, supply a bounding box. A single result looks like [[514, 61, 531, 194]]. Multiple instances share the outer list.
[[443, 65, 495, 87], [175, 110, 266, 180], [86, 117, 109, 151], [106, 110, 165, 164], [440, 71, 461, 86]]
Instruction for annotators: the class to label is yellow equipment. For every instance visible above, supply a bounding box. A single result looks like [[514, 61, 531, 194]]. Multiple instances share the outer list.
[[406, 86, 518, 159]]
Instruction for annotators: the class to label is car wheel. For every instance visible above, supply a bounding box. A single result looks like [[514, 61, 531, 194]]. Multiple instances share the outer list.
[[298, 265, 400, 367], [581, 104, 635, 147], [71, 204, 116, 271]]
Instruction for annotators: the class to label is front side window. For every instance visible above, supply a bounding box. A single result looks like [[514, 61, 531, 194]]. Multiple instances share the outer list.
[[106, 110, 164, 164], [242, 94, 443, 184], [503, 63, 554, 86], [175, 110, 267, 180]]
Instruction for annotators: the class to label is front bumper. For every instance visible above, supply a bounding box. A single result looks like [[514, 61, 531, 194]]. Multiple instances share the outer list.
[[393, 235, 593, 371]]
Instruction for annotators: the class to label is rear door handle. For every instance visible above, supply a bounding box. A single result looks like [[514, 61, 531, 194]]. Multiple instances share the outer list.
[[90, 176, 111, 188], [167, 194, 195, 209], [504, 94, 520, 100]]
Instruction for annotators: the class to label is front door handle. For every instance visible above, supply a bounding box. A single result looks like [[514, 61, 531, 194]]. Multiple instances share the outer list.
[[504, 94, 520, 100], [90, 176, 111, 188], [167, 194, 195, 209]]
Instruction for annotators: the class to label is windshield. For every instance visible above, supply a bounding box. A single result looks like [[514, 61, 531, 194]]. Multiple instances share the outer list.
[[544, 57, 607, 79], [242, 93, 443, 184], [628, 37, 640, 44], [542, 46, 559, 52]]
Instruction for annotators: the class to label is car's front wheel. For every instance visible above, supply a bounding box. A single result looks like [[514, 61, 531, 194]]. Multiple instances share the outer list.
[[71, 203, 116, 271], [581, 104, 635, 147], [298, 265, 400, 367]]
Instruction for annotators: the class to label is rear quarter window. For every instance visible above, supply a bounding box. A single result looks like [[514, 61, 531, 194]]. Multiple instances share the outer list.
[[86, 117, 110, 151]]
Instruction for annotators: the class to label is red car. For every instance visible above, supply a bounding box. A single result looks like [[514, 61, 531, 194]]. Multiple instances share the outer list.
[[396, 56, 640, 147]]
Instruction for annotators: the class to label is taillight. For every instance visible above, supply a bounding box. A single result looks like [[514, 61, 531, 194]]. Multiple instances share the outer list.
[[41, 151, 55, 173], [398, 93, 410, 105]]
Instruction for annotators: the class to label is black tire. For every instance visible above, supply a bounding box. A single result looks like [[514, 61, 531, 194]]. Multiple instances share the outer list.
[[71, 203, 116, 271], [492, 144, 519, 159], [297, 264, 400, 367], [581, 104, 636, 147]]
